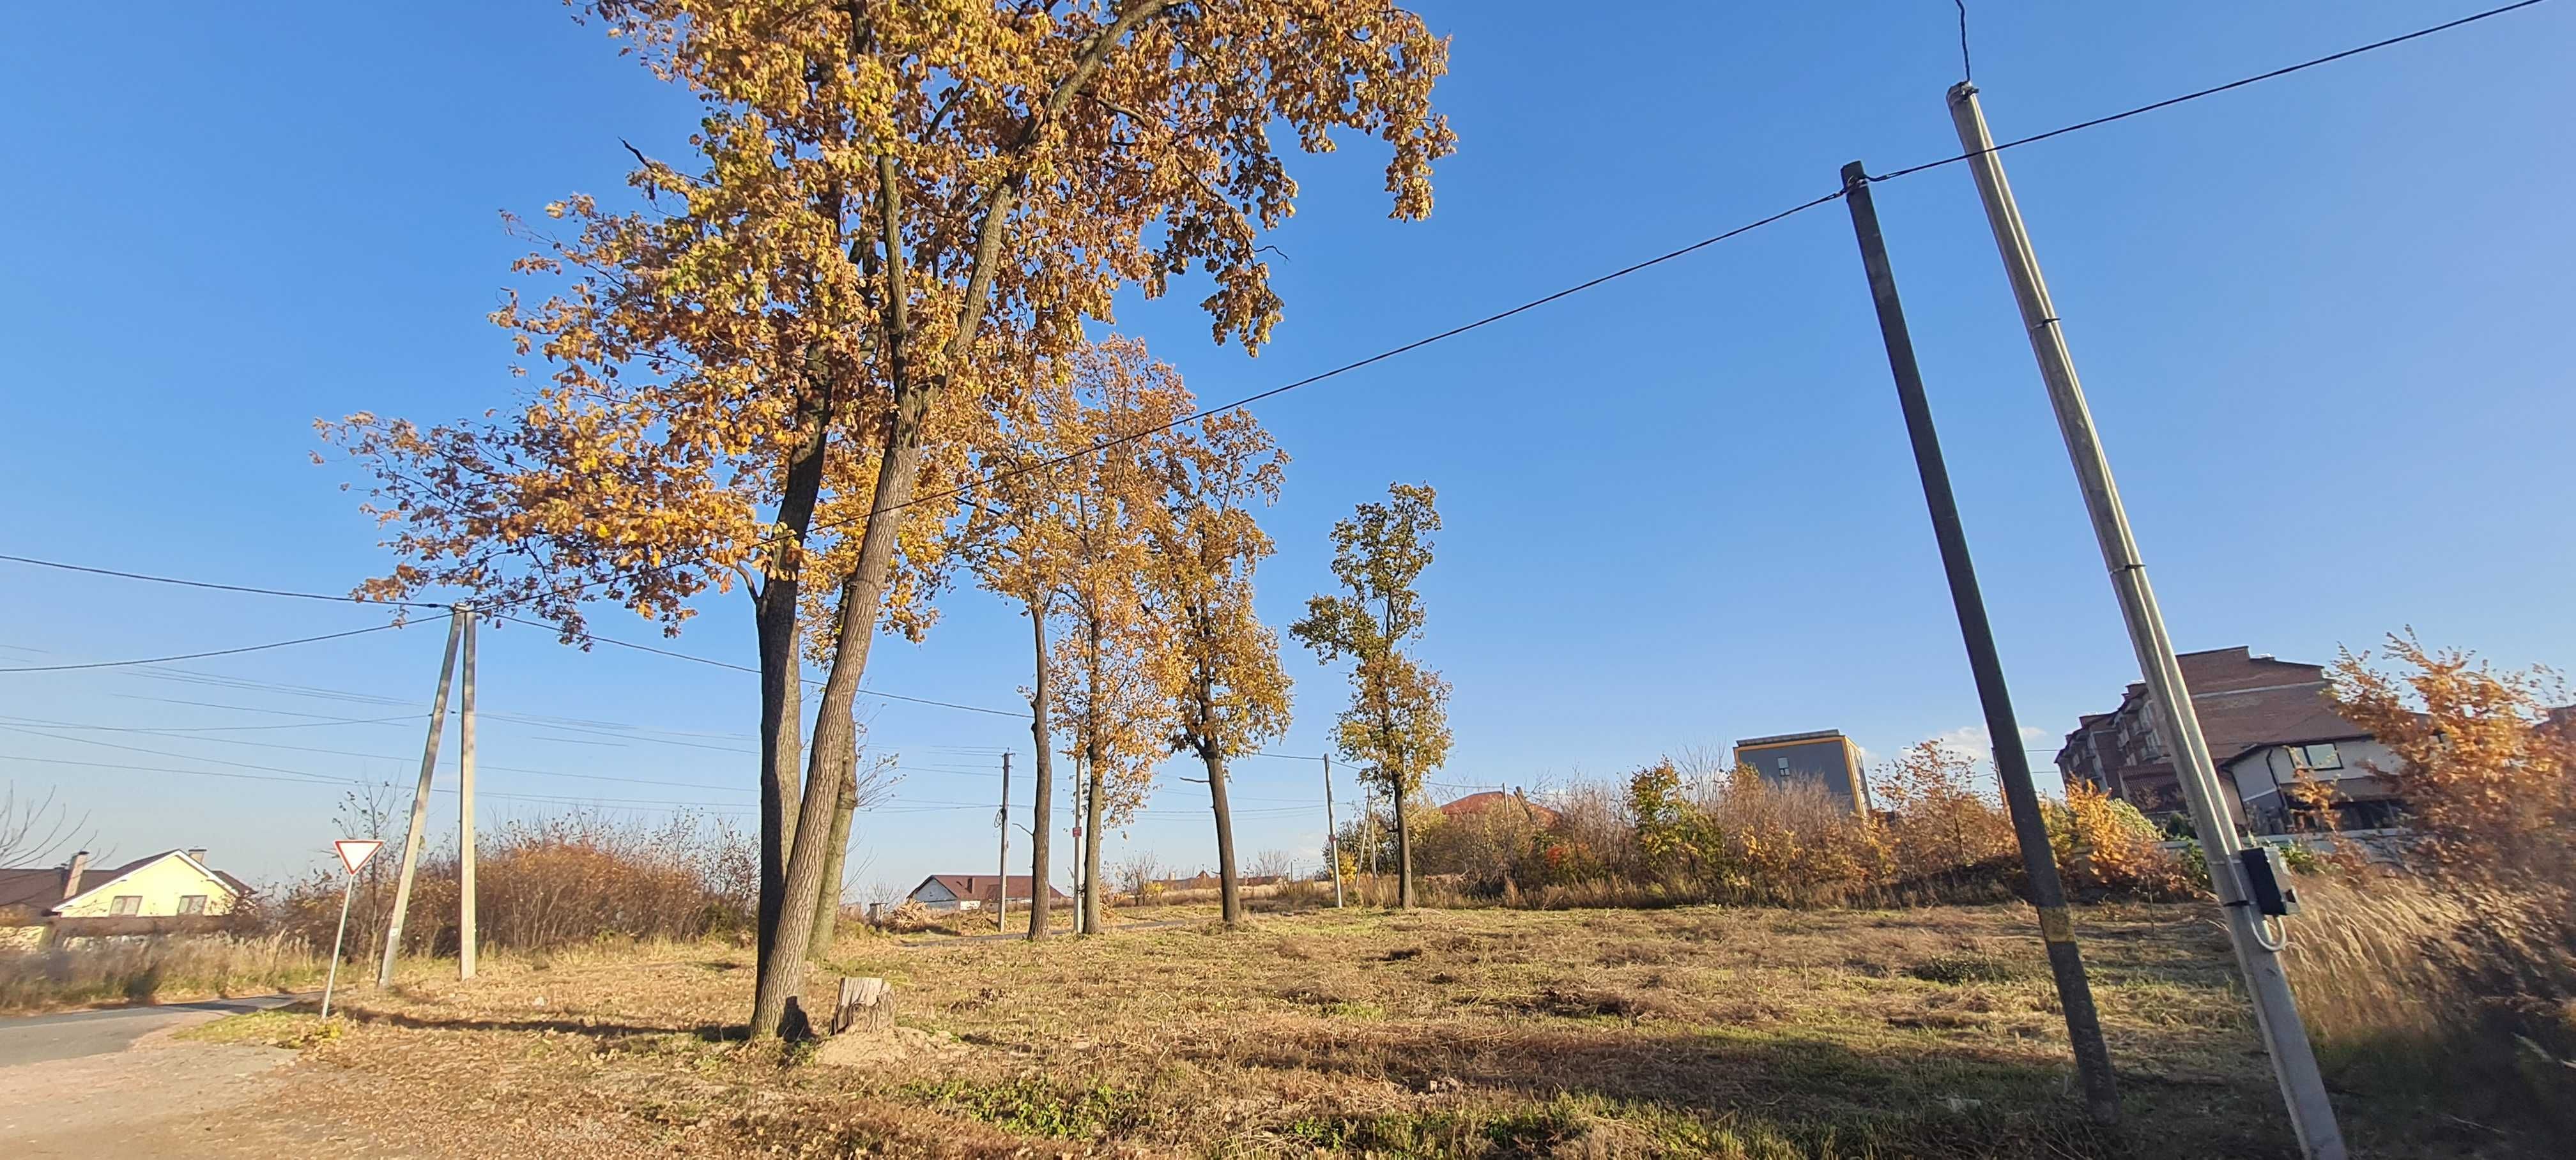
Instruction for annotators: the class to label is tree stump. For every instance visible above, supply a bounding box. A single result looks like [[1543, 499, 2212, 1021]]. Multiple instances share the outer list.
[[832, 976, 894, 1035]]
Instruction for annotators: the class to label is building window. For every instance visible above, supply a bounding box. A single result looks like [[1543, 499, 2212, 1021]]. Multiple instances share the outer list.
[[2296, 743, 2343, 772], [109, 896, 142, 915], [179, 896, 208, 915], [1775, 757, 1790, 772]]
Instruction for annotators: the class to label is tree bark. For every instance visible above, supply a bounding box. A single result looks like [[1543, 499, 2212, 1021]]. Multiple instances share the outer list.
[[1025, 598, 1055, 940], [808, 731, 859, 961], [1204, 744, 1243, 926], [751, 378, 836, 982], [1081, 748, 1107, 936], [1392, 778, 1416, 908]]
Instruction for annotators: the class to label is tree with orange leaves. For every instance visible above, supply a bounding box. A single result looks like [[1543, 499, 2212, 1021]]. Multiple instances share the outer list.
[[328, 2, 1453, 1035], [1291, 484, 1451, 909], [1145, 392, 1291, 928], [2329, 632, 2575, 881], [1039, 340, 1189, 935]]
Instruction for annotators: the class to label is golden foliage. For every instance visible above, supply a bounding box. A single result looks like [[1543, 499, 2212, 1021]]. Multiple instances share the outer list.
[[1290, 483, 1452, 798], [2045, 780, 2193, 897], [2329, 631, 2576, 880], [1871, 740, 2016, 882]]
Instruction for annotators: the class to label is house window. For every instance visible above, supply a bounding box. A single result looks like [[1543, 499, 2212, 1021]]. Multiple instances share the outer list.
[[110, 896, 142, 915], [1775, 758, 1790, 772], [2296, 743, 2344, 772], [179, 896, 208, 915]]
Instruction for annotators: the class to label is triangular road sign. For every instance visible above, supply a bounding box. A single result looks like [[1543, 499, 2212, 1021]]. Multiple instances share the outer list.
[[334, 839, 385, 874]]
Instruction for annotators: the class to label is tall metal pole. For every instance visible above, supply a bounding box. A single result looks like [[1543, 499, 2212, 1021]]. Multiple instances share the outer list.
[[456, 606, 479, 981], [1946, 82, 2345, 1159], [1321, 755, 1344, 908], [1841, 160, 2120, 1124], [378, 612, 462, 988], [997, 752, 1012, 932]]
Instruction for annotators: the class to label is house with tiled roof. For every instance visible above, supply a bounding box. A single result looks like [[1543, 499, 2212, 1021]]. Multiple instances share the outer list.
[[904, 873, 1068, 913], [0, 848, 250, 946], [2053, 647, 2405, 834]]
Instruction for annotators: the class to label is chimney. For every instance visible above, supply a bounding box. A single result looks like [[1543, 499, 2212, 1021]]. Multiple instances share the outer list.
[[63, 851, 90, 901], [186, 848, 209, 864]]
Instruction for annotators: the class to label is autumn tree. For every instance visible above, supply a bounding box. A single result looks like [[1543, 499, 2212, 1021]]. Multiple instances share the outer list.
[[1043, 342, 1188, 934], [2329, 632, 2576, 881], [959, 351, 1093, 941], [1290, 484, 1451, 908], [1145, 392, 1291, 927], [331, 1, 1452, 1035], [1873, 739, 2014, 883]]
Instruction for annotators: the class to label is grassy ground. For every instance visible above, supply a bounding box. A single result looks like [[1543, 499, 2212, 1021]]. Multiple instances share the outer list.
[[190, 903, 2529, 1159]]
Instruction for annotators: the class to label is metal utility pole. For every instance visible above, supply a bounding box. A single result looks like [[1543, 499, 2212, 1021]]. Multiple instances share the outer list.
[[1946, 82, 2345, 1159], [379, 611, 463, 989], [321, 839, 383, 1019], [996, 752, 1012, 932], [1321, 755, 1344, 908], [456, 606, 479, 981], [1841, 160, 2120, 1125]]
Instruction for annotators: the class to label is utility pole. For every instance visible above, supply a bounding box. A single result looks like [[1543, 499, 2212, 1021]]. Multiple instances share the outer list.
[[1068, 754, 1087, 936], [456, 606, 479, 981], [1946, 82, 2345, 1159], [1841, 160, 2120, 1125], [996, 752, 1012, 933], [379, 611, 463, 989], [1321, 755, 1344, 908]]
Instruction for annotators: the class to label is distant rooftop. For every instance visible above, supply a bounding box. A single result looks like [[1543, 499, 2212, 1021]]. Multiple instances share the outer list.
[[1735, 729, 1848, 748]]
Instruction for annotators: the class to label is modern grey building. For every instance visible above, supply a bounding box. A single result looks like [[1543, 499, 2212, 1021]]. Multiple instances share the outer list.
[[1731, 729, 1870, 814]]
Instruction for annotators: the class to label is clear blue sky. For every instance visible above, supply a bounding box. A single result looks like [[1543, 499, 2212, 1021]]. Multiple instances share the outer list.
[[3, 3, 2568, 895]]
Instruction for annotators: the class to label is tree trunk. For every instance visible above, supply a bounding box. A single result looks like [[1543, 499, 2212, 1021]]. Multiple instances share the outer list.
[[1025, 599, 1055, 941], [1204, 744, 1244, 926], [1081, 749, 1107, 936], [751, 383, 929, 1037], [751, 383, 835, 983], [808, 731, 859, 962], [1392, 779, 1416, 908]]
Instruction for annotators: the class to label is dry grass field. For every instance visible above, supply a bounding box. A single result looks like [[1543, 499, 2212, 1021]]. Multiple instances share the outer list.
[[174, 902, 2538, 1159]]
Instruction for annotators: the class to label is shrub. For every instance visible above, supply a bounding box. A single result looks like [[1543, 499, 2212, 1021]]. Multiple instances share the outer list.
[[258, 809, 755, 958], [2043, 781, 2195, 899]]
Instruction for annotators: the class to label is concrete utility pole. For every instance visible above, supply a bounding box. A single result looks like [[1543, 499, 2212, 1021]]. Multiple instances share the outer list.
[[457, 606, 479, 981], [379, 611, 463, 989], [1946, 82, 2345, 1159], [1068, 754, 1087, 936], [1321, 754, 1344, 908], [1841, 160, 2120, 1125], [996, 752, 1011, 932]]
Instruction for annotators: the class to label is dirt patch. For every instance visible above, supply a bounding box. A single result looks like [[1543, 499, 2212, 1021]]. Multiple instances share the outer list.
[[0, 1023, 302, 1158]]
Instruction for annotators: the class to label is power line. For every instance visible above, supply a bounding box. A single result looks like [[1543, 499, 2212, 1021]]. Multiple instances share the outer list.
[[2, 754, 758, 816], [0, 552, 447, 609], [1869, 0, 2549, 183], [495, 613, 1028, 719], [1953, 1, 1972, 82], [0, 618, 429, 673]]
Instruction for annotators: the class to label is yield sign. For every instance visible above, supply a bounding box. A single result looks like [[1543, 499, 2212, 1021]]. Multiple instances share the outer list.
[[334, 839, 385, 874]]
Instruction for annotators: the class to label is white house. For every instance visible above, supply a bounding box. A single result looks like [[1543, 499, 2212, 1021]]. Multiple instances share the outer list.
[[904, 874, 1066, 913]]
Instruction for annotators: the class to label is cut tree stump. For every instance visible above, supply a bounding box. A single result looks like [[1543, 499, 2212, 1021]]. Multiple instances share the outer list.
[[832, 976, 894, 1035]]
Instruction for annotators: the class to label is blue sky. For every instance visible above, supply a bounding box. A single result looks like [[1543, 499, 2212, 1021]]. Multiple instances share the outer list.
[[3, 3, 2569, 894]]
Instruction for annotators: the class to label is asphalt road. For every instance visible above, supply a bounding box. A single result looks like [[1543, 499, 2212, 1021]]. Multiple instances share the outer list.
[[0, 995, 304, 1068]]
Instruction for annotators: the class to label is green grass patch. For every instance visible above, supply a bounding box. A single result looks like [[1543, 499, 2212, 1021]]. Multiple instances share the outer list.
[[903, 1074, 1146, 1140]]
